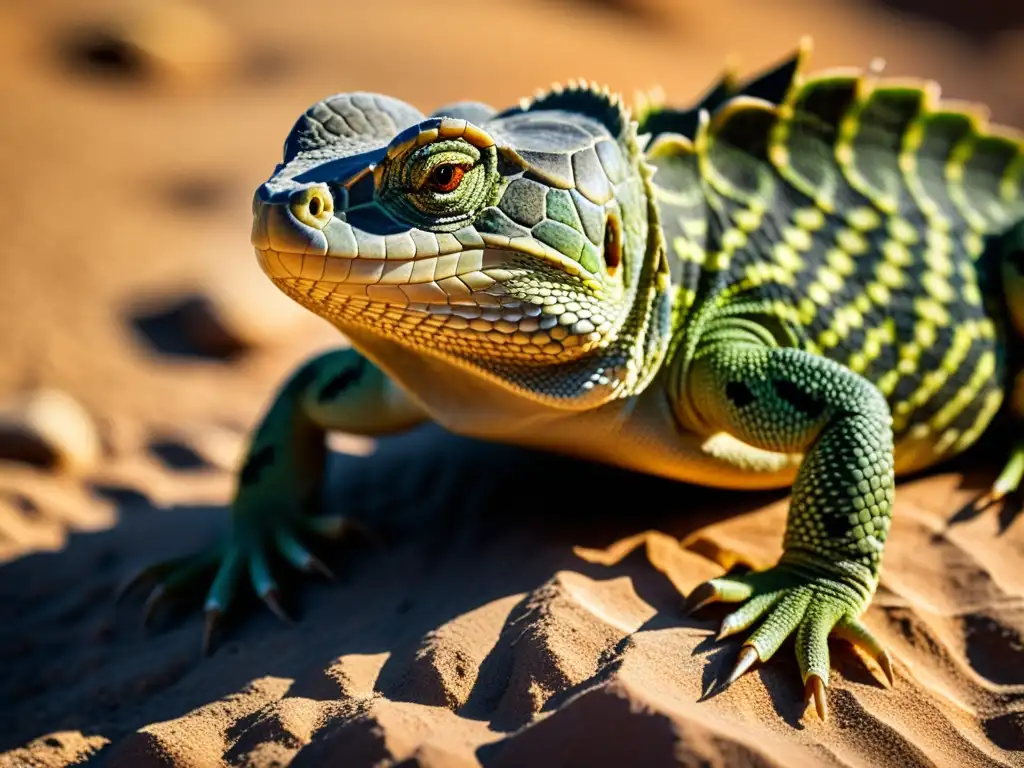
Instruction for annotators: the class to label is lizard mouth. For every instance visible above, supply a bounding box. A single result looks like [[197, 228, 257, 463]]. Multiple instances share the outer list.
[[256, 242, 612, 355], [250, 197, 613, 353], [255, 245, 521, 309], [251, 192, 602, 295], [254, 244, 608, 338]]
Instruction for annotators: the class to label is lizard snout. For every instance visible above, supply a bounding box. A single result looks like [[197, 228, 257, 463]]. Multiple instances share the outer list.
[[250, 183, 334, 256]]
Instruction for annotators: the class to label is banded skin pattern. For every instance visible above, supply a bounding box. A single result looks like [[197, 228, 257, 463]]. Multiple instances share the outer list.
[[132, 40, 1024, 721]]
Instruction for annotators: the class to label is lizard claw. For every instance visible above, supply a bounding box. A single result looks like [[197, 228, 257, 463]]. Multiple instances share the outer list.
[[725, 645, 760, 687], [805, 673, 828, 722], [142, 585, 166, 627], [878, 651, 895, 688], [993, 441, 1024, 498], [116, 568, 153, 604], [973, 439, 1024, 512], [683, 577, 754, 616], [202, 607, 221, 656], [260, 588, 292, 624], [116, 560, 180, 603], [303, 553, 335, 580], [683, 582, 719, 615], [833, 615, 896, 688], [275, 529, 335, 580]]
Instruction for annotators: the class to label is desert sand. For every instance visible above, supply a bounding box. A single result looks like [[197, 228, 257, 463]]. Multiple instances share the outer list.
[[2, 0, 1024, 766]]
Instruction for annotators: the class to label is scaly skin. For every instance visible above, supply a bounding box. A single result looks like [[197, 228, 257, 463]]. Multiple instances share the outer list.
[[130, 39, 1024, 722]]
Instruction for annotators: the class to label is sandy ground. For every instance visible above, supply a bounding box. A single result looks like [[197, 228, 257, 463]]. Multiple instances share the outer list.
[[1, 0, 1024, 765]]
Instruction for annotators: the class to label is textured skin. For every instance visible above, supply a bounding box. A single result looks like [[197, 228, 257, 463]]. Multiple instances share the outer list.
[[135, 41, 1024, 719]]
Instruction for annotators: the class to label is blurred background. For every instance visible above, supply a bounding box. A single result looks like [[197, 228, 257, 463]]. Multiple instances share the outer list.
[[0, 0, 1022, 558]]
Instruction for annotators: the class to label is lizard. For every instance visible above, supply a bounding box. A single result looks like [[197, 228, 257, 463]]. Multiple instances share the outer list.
[[131, 38, 1024, 722]]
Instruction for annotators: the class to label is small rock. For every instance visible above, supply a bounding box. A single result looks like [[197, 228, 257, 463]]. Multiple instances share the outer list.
[[161, 175, 235, 214], [148, 438, 211, 471], [130, 260, 318, 360], [0, 389, 102, 474], [61, 0, 238, 84], [189, 260, 321, 354]]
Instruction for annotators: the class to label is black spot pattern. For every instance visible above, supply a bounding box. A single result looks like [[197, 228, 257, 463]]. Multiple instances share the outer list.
[[773, 379, 826, 418], [726, 381, 756, 408], [318, 358, 367, 401]]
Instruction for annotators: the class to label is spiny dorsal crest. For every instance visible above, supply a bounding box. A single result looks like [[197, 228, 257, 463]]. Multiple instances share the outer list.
[[503, 79, 635, 148], [637, 39, 809, 143]]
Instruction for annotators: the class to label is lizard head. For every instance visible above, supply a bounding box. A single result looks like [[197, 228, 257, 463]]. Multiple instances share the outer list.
[[251, 88, 657, 366]]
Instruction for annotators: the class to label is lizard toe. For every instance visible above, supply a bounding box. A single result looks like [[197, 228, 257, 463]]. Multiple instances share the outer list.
[[683, 576, 754, 615], [126, 547, 222, 625], [833, 615, 895, 688], [276, 528, 335, 579]]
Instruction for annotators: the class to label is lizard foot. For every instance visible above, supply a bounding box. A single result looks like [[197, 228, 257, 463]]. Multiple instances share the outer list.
[[973, 439, 1024, 510], [120, 512, 354, 654], [685, 561, 894, 722]]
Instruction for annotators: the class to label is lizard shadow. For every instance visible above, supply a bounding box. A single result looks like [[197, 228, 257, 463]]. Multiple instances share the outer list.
[[339, 427, 787, 738], [0, 423, 778, 761], [937, 432, 1022, 534]]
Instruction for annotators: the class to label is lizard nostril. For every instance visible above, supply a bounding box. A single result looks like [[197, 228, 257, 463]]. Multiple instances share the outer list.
[[289, 186, 333, 230]]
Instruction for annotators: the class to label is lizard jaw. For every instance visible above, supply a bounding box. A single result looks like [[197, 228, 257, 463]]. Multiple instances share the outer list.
[[254, 246, 520, 308], [251, 196, 614, 361], [255, 244, 615, 363], [256, 245, 611, 354]]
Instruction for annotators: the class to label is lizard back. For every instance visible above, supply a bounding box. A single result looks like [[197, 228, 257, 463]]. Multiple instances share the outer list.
[[643, 42, 1024, 472]]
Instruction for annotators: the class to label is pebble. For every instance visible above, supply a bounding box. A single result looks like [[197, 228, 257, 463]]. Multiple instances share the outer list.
[[0, 389, 102, 473], [182, 261, 319, 355], [64, 0, 239, 84]]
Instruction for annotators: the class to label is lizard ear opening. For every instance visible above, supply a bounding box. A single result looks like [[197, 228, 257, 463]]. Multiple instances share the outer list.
[[603, 213, 622, 277]]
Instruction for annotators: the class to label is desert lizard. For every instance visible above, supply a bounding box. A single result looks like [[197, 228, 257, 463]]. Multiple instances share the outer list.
[[132, 39, 1024, 721]]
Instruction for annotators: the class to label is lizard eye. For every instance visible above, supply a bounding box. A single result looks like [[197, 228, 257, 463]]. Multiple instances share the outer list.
[[424, 164, 467, 193], [376, 137, 498, 230]]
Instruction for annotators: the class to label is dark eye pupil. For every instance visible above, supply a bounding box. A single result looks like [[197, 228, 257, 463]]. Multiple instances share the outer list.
[[434, 166, 453, 185]]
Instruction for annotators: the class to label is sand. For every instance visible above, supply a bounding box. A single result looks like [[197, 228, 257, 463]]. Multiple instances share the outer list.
[[1, 0, 1024, 765]]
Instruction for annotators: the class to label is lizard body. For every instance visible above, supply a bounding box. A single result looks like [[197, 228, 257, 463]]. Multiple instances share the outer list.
[[137, 40, 1024, 720]]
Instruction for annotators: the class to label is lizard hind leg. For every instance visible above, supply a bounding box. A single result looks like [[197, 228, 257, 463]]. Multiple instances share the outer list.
[[986, 220, 1024, 505], [974, 371, 1024, 509], [982, 427, 1024, 505], [998, 219, 1024, 343]]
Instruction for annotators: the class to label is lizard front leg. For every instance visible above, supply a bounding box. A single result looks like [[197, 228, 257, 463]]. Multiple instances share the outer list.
[[127, 348, 427, 651], [677, 336, 895, 720]]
